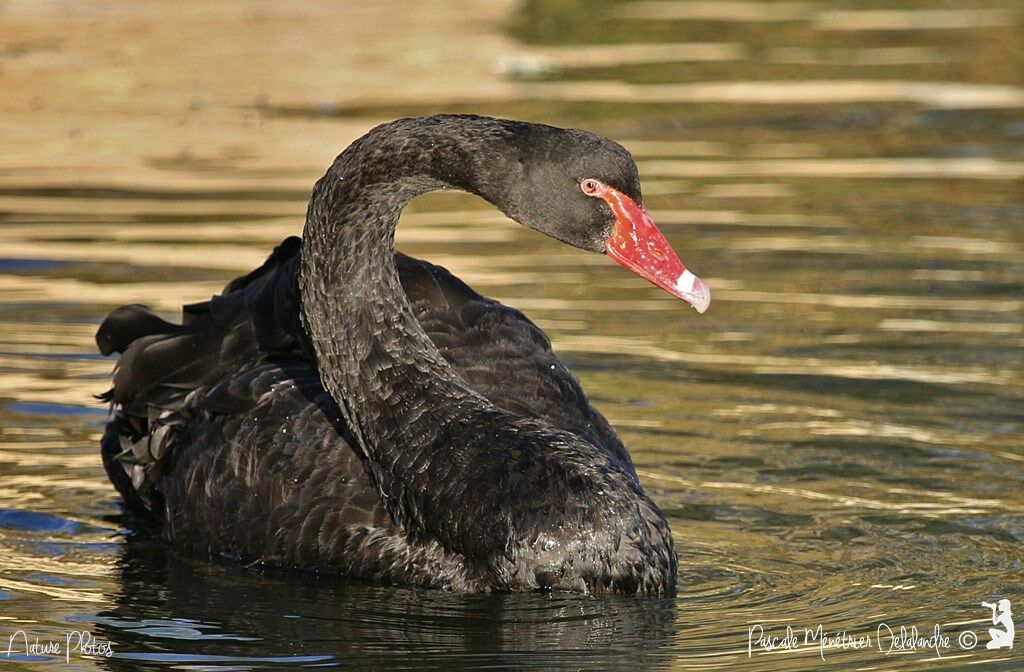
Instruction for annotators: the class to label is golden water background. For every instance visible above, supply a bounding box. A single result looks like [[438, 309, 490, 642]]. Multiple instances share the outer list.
[[0, 0, 1022, 670]]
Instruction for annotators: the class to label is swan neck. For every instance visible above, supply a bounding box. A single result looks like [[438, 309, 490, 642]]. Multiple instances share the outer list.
[[297, 119, 500, 468]]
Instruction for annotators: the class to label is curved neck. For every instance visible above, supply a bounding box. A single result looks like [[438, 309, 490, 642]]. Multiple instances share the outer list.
[[298, 117, 517, 525]]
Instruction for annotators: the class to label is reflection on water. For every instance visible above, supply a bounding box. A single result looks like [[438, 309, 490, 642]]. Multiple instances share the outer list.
[[0, 0, 1022, 670], [91, 534, 679, 671]]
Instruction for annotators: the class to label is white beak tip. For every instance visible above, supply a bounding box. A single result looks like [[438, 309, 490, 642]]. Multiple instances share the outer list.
[[688, 276, 711, 314]]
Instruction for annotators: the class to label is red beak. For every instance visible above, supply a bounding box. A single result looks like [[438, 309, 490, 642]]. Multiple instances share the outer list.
[[597, 186, 710, 313]]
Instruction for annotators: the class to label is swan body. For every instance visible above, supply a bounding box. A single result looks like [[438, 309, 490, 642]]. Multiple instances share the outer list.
[[97, 116, 709, 596]]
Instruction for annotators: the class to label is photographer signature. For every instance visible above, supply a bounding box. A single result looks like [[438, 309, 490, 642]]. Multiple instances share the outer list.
[[4, 630, 113, 663]]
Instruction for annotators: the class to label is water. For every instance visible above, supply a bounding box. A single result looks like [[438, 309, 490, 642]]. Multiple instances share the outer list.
[[1, 0, 1022, 669]]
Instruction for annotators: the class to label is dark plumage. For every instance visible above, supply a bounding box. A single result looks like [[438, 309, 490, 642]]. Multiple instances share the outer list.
[[97, 115, 680, 595]]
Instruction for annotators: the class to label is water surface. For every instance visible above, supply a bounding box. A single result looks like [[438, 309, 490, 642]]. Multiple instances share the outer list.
[[1, 0, 1022, 670]]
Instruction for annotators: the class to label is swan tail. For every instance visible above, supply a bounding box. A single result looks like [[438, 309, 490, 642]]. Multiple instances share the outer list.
[[96, 236, 305, 515]]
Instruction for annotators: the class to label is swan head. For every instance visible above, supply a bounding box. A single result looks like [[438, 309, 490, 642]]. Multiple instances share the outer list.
[[498, 123, 710, 314]]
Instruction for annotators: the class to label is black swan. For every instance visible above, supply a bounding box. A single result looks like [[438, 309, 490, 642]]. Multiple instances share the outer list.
[[96, 115, 710, 596]]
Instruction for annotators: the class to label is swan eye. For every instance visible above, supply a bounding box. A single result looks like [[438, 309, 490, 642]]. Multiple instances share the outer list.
[[580, 179, 601, 195]]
